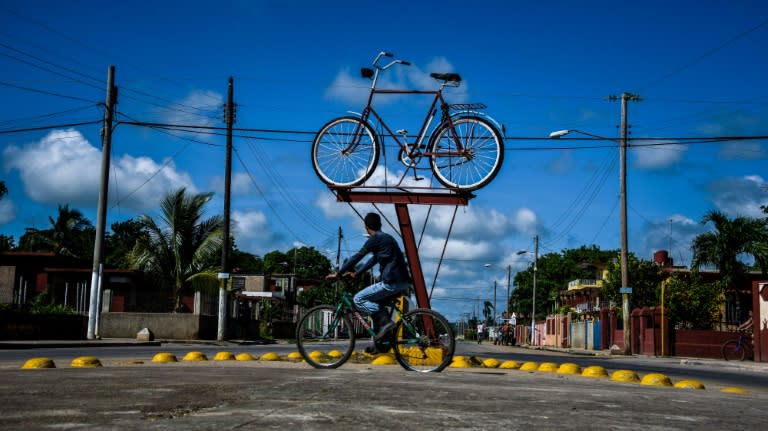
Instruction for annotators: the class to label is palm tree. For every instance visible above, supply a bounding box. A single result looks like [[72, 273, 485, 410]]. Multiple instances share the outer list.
[[482, 300, 494, 325], [129, 188, 224, 312], [691, 210, 768, 287], [19, 204, 94, 259]]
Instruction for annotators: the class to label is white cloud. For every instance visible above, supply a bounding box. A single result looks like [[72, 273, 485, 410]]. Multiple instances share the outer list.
[[632, 142, 686, 170], [163, 90, 223, 126], [3, 129, 197, 211], [209, 172, 257, 196], [324, 56, 468, 105], [233, 209, 272, 241], [706, 175, 767, 218], [718, 140, 766, 160], [0, 199, 16, 224]]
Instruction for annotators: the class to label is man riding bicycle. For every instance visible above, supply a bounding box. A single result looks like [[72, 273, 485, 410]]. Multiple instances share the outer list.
[[326, 212, 411, 353]]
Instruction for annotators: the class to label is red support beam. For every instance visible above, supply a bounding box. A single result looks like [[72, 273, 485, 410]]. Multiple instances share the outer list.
[[333, 188, 473, 310]]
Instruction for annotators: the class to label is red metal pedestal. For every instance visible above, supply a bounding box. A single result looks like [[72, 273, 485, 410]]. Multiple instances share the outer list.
[[333, 189, 473, 310]]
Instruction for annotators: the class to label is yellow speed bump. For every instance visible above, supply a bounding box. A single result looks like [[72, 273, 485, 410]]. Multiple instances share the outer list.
[[182, 351, 207, 361], [71, 356, 102, 368], [611, 369, 640, 383], [641, 373, 673, 387], [235, 353, 256, 361], [556, 363, 581, 375], [520, 361, 539, 371], [721, 387, 748, 394], [581, 365, 609, 378], [499, 360, 521, 369], [449, 358, 472, 368], [260, 352, 281, 361], [482, 358, 500, 368], [674, 380, 706, 390], [371, 354, 396, 366], [151, 352, 178, 363], [327, 350, 344, 359], [538, 362, 559, 372], [213, 352, 235, 361], [21, 357, 56, 369], [286, 352, 303, 361]]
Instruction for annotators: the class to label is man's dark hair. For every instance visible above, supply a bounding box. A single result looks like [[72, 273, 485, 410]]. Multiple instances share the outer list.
[[364, 212, 382, 231]]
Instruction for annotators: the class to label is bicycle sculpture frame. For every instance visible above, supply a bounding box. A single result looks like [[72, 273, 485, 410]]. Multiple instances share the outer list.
[[295, 276, 455, 372], [312, 51, 505, 192]]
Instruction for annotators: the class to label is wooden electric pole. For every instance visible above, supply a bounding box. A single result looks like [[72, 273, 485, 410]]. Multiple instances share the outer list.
[[87, 65, 116, 340]]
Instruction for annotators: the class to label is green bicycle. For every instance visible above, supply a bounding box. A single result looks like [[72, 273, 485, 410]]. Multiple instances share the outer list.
[[295, 278, 455, 372]]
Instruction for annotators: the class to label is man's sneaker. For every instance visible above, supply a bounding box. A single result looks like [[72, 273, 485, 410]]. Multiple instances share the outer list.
[[364, 345, 380, 355]]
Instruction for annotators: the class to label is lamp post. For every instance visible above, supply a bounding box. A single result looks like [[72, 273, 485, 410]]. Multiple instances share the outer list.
[[550, 125, 631, 355], [517, 235, 538, 345]]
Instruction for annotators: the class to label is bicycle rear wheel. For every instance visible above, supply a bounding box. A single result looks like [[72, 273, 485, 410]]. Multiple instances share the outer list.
[[429, 116, 504, 191], [721, 339, 746, 361], [311, 116, 380, 187], [393, 308, 455, 372], [296, 305, 355, 369]]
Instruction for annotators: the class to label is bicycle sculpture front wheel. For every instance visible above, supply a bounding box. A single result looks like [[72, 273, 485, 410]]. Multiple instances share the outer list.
[[311, 116, 380, 187], [296, 305, 356, 369], [721, 339, 747, 361], [393, 308, 455, 372], [429, 116, 504, 191]]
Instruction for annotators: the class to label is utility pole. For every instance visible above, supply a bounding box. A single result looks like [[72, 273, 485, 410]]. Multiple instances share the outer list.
[[530, 234, 538, 346], [87, 65, 116, 340], [506, 264, 511, 319], [217, 77, 234, 341], [336, 227, 343, 271], [611, 92, 640, 355], [493, 280, 497, 325]]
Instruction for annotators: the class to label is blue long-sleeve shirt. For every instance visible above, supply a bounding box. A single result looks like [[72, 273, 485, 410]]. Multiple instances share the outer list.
[[338, 231, 410, 284]]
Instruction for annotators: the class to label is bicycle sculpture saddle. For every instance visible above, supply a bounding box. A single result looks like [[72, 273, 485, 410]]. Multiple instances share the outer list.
[[430, 72, 462, 83]]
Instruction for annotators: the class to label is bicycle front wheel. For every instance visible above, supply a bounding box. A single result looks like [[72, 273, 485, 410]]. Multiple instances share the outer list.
[[721, 339, 746, 361], [393, 308, 455, 372], [296, 305, 355, 369], [311, 116, 380, 187], [429, 116, 504, 191]]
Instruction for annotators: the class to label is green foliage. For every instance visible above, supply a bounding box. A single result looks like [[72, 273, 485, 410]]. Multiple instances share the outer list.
[[105, 219, 148, 268], [0, 234, 14, 251], [28, 289, 76, 315], [663, 272, 723, 329], [296, 282, 341, 308], [602, 253, 667, 309]]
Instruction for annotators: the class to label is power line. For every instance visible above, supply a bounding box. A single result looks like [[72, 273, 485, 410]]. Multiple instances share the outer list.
[[0, 80, 98, 103], [0, 120, 101, 135]]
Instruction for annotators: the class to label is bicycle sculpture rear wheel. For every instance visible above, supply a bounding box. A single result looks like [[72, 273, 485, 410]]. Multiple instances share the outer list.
[[429, 116, 504, 191], [312, 116, 380, 187], [296, 305, 356, 368], [393, 308, 455, 372], [721, 339, 747, 361]]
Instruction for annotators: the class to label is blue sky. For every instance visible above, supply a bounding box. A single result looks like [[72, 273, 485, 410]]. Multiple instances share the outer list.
[[1, 1, 767, 321]]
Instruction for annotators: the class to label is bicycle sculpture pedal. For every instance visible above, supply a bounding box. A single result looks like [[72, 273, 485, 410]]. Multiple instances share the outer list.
[[312, 51, 505, 192]]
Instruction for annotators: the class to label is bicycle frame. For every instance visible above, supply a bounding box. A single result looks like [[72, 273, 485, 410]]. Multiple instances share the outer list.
[[344, 54, 466, 163]]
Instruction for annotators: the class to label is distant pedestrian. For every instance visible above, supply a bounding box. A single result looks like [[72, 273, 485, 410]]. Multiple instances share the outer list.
[[476, 323, 484, 344]]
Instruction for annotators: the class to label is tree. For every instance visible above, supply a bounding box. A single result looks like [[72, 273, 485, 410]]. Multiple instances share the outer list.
[[662, 272, 722, 329], [128, 188, 223, 312], [482, 300, 494, 325], [602, 253, 667, 309], [0, 182, 12, 251], [18, 204, 94, 260], [691, 210, 768, 288], [105, 219, 148, 268]]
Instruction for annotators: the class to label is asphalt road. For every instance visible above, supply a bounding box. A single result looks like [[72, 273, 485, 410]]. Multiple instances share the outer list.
[[1, 359, 766, 430], [1, 340, 767, 430]]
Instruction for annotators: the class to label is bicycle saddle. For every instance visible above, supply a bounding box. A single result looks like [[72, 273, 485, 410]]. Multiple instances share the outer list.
[[430, 72, 462, 83]]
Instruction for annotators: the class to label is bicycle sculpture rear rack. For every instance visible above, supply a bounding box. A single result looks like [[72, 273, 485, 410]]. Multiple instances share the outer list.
[[331, 186, 474, 310]]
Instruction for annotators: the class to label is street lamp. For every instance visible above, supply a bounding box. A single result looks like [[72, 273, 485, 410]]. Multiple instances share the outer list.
[[550, 127, 631, 355], [517, 235, 538, 345]]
